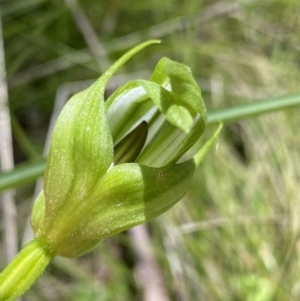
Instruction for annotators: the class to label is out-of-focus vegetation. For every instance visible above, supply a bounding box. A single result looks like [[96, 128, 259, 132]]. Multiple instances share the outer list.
[[1, 0, 300, 300]]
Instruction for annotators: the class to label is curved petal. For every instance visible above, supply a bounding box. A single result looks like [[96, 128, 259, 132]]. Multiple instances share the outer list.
[[150, 57, 207, 121], [106, 58, 207, 167], [106, 82, 155, 144]]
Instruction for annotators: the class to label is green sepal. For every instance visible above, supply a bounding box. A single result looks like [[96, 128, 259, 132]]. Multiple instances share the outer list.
[[31, 192, 45, 234], [30, 190, 102, 257], [76, 160, 196, 240], [42, 81, 114, 237], [193, 123, 223, 168]]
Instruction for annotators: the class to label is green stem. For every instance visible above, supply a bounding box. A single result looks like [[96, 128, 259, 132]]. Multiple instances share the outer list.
[[0, 239, 54, 301]]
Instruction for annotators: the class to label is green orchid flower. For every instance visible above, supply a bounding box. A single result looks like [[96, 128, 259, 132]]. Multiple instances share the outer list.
[[0, 40, 221, 301]]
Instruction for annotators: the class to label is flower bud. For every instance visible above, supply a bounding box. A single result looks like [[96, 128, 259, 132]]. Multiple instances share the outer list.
[[31, 40, 221, 258]]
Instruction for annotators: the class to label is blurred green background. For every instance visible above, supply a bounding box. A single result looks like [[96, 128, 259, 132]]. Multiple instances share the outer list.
[[1, 0, 300, 300]]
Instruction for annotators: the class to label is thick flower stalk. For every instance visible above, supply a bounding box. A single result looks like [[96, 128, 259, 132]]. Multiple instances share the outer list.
[[0, 40, 221, 301]]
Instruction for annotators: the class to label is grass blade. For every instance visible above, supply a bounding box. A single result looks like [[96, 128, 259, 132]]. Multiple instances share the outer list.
[[207, 93, 300, 126], [0, 159, 46, 192], [1, 92, 300, 192]]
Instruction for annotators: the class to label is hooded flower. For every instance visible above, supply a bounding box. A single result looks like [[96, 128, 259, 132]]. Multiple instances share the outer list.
[[30, 40, 222, 258]]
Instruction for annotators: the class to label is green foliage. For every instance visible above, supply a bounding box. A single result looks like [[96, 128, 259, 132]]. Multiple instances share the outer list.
[[1, 0, 300, 300]]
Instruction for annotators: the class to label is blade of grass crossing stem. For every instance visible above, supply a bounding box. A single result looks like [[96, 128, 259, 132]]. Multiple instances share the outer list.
[[207, 92, 300, 126], [0, 93, 300, 192]]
